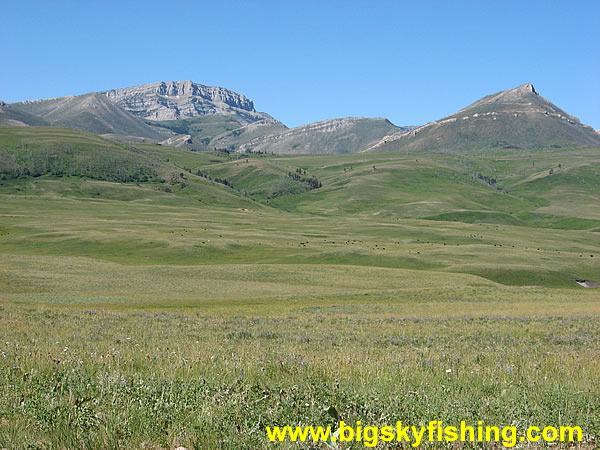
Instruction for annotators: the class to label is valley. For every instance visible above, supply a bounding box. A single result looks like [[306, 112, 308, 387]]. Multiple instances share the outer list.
[[0, 81, 599, 448]]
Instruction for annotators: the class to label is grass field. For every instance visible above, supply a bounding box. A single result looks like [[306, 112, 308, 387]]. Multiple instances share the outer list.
[[0, 127, 599, 447]]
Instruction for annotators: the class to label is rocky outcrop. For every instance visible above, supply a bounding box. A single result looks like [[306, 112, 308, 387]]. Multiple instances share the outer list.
[[575, 279, 599, 288], [103, 80, 271, 123], [160, 134, 193, 147]]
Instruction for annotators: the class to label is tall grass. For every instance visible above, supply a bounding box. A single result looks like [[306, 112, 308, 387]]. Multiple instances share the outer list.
[[1, 306, 598, 448]]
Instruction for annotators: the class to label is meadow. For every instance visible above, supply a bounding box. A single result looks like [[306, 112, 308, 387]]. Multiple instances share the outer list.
[[0, 127, 599, 447]]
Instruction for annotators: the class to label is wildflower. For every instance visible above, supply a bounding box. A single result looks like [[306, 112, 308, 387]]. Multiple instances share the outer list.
[[446, 369, 452, 373]]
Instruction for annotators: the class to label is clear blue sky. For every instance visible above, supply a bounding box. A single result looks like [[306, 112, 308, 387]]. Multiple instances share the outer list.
[[1, 0, 598, 129]]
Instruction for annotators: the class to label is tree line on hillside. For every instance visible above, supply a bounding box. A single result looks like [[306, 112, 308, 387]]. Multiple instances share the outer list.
[[475, 173, 498, 188], [0, 145, 158, 183], [288, 168, 322, 189], [191, 168, 248, 196], [189, 166, 322, 200], [194, 169, 233, 188]]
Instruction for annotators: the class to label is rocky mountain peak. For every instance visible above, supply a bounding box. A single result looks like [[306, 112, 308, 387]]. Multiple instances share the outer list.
[[455, 82, 563, 117], [515, 83, 537, 95], [484, 82, 542, 106], [102, 80, 266, 122]]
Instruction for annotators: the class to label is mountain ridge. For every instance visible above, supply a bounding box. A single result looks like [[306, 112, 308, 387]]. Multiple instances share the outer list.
[[237, 117, 408, 154], [5, 82, 600, 153], [9, 93, 172, 141], [363, 83, 600, 152], [102, 80, 272, 124], [8, 81, 274, 143], [0, 100, 50, 127]]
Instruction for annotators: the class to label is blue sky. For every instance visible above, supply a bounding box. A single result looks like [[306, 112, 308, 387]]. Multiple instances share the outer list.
[[1, 0, 598, 129]]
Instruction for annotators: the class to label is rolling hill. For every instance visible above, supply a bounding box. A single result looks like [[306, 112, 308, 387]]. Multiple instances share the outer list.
[[175, 145, 600, 227], [0, 126, 163, 182], [1, 124, 598, 290], [364, 83, 600, 153], [0, 126, 256, 209]]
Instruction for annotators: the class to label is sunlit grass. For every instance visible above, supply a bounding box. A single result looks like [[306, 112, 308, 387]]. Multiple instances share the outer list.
[[1, 304, 598, 448], [0, 135, 599, 447]]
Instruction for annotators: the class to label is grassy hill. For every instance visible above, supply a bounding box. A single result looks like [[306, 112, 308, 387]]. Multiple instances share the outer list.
[[1, 126, 598, 290], [0, 126, 162, 182], [171, 144, 600, 225], [0, 127, 258, 208]]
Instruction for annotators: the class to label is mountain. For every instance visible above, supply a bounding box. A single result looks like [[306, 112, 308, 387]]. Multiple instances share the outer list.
[[236, 117, 408, 154], [8, 81, 277, 146], [6, 81, 598, 153], [10, 93, 172, 141], [364, 83, 600, 152], [3, 84, 407, 153], [0, 100, 49, 127], [103, 80, 273, 124]]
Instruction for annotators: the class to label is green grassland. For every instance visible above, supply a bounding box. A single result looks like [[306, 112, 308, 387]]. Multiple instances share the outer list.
[[0, 127, 599, 447]]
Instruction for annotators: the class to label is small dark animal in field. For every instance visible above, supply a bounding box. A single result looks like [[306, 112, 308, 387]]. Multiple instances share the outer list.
[[575, 280, 599, 288]]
